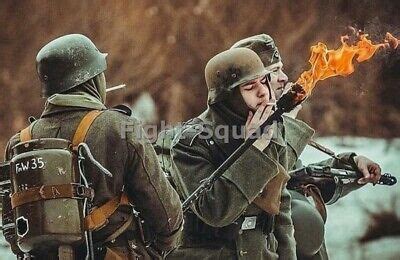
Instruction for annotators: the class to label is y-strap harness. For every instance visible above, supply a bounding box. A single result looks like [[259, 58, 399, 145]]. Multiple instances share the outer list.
[[17, 110, 130, 232]]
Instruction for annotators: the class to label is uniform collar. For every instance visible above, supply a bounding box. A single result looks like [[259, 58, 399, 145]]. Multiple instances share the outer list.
[[41, 92, 106, 117]]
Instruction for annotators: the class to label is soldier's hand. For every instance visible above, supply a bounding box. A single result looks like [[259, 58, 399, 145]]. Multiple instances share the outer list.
[[245, 100, 275, 151], [245, 99, 275, 138], [354, 155, 382, 185], [252, 127, 274, 151]]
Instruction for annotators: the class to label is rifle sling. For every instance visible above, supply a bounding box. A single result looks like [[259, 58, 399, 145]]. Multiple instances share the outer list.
[[302, 184, 327, 223]]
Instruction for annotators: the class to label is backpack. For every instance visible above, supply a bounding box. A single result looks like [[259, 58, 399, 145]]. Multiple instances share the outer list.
[[0, 110, 130, 255]]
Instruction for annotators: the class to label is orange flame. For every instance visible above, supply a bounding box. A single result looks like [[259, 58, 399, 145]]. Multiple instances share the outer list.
[[296, 32, 399, 95]]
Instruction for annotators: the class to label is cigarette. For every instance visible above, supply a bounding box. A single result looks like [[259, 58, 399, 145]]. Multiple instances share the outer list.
[[266, 101, 276, 106], [106, 84, 126, 92]]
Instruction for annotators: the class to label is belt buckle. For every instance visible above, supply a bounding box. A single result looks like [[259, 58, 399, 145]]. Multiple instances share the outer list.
[[241, 216, 257, 230]]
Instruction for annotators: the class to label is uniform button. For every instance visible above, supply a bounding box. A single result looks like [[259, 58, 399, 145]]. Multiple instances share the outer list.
[[209, 140, 214, 145], [238, 230, 243, 235]]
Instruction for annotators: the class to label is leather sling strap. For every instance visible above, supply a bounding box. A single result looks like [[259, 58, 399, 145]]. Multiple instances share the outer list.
[[301, 184, 327, 223], [11, 183, 94, 209], [18, 110, 103, 144]]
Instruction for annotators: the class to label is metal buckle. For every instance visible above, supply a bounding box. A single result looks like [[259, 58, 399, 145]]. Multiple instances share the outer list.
[[241, 216, 257, 230]]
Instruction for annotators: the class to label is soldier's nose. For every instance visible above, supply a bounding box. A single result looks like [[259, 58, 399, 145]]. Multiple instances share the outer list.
[[278, 71, 288, 83]]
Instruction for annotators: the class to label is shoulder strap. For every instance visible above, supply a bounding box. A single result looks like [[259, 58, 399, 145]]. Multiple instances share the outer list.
[[72, 110, 133, 232], [18, 110, 103, 146], [72, 110, 103, 149]]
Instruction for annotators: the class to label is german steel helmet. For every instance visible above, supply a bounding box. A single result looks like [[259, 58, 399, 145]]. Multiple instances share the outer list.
[[205, 47, 269, 104], [36, 34, 107, 97]]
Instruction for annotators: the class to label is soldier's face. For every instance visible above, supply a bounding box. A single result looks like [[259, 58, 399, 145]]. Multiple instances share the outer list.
[[265, 62, 288, 99], [239, 75, 272, 112]]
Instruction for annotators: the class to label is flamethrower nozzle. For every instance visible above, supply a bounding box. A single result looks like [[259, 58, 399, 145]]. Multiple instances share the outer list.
[[276, 83, 307, 112]]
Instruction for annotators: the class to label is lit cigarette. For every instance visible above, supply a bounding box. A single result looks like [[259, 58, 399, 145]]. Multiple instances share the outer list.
[[106, 84, 126, 92]]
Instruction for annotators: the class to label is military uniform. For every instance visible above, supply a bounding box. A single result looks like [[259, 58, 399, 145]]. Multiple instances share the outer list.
[[168, 114, 314, 260], [2, 34, 183, 259], [166, 48, 314, 260], [231, 34, 365, 260]]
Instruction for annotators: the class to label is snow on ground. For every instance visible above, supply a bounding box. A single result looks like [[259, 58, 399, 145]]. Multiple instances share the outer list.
[[0, 137, 399, 259]]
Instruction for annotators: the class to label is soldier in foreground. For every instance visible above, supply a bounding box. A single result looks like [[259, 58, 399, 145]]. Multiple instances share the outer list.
[[167, 47, 317, 259], [1, 34, 183, 259], [231, 34, 382, 259]]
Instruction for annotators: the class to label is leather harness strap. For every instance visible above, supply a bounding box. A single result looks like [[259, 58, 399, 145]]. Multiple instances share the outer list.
[[16, 110, 132, 233], [72, 111, 132, 231], [20, 125, 32, 142], [85, 193, 130, 231], [72, 110, 103, 149], [11, 183, 94, 209]]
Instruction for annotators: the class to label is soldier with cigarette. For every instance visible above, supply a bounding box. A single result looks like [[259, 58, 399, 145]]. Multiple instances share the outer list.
[[1, 34, 183, 259]]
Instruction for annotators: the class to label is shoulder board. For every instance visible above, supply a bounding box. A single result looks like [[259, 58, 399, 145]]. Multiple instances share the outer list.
[[111, 104, 132, 116]]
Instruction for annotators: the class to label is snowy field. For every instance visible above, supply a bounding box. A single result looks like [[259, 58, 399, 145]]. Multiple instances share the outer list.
[[0, 137, 399, 259]]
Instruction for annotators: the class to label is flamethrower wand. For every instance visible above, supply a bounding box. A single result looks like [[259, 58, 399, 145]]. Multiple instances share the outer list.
[[306, 140, 397, 186], [182, 84, 307, 212], [288, 165, 397, 190]]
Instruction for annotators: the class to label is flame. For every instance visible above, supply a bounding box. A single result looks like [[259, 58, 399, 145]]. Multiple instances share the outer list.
[[296, 33, 399, 95]]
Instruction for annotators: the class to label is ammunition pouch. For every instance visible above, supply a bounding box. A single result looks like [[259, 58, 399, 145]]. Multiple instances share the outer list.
[[183, 211, 274, 245]]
